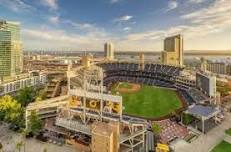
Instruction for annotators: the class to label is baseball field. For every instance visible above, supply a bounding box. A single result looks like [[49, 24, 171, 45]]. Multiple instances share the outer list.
[[112, 82, 182, 119]]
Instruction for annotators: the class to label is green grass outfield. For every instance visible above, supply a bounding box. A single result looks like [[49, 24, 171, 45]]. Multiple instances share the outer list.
[[211, 141, 231, 152], [112, 82, 182, 119]]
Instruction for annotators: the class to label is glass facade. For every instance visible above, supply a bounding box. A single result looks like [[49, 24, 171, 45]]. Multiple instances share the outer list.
[[0, 20, 23, 77]]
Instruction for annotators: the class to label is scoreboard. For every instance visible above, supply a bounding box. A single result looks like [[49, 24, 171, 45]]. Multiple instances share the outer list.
[[196, 72, 216, 97]]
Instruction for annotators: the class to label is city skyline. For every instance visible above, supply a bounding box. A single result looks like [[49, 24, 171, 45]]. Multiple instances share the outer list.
[[0, 0, 231, 51]]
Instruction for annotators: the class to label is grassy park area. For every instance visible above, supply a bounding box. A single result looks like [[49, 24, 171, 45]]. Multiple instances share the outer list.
[[212, 140, 231, 152]]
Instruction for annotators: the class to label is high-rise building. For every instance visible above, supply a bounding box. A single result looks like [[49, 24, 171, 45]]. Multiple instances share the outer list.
[[200, 57, 208, 72], [161, 34, 183, 66], [206, 62, 227, 75], [104, 42, 114, 60], [91, 122, 119, 152], [0, 20, 23, 78]]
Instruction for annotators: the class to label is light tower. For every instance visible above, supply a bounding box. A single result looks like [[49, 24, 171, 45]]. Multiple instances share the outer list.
[[139, 53, 145, 71]]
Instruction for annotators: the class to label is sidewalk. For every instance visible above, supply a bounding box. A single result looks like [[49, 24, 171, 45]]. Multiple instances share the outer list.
[[175, 113, 231, 152]]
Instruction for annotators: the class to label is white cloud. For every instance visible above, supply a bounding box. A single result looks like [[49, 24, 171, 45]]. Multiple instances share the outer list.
[[114, 0, 231, 50], [166, 0, 178, 12], [41, 0, 58, 10], [63, 20, 109, 40], [188, 0, 206, 3], [49, 16, 59, 24], [65, 20, 96, 30], [22, 26, 112, 51], [111, 0, 120, 4], [17, 0, 231, 51], [0, 0, 33, 12], [181, 0, 231, 32], [113, 15, 133, 22], [119, 0, 231, 49], [123, 27, 132, 31], [23, 28, 86, 44]]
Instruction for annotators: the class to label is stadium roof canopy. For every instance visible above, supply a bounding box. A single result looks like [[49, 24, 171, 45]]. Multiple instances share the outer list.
[[186, 105, 220, 119], [184, 104, 221, 134]]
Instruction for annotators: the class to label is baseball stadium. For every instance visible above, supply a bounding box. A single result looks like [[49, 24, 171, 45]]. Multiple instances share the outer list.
[[99, 62, 188, 120], [25, 35, 221, 152], [26, 59, 213, 151]]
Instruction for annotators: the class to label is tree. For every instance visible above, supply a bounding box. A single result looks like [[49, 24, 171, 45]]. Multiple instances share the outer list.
[[216, 81, 231, 97], [0, 95, 24, 127], [182, 113, 194, 125], [0, 142, 3, 151], [152, 122, 161, 135], [36, 89, 47, 101], [28, 111, 42, 136], [16, 87, 35, 107]]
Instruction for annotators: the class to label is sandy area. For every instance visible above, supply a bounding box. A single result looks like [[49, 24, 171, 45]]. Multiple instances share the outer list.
[[115, 82, 141, 93]]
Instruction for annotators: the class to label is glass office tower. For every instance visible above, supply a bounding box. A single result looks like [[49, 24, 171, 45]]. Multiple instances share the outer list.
[[0, 20, 23, 78]]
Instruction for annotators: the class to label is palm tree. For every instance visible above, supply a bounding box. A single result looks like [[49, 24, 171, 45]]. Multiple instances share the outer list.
[[21, 129, 29, 152], [16, 141, 23, 152]]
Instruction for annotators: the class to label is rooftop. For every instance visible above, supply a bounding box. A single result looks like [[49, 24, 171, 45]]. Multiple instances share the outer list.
[[187, 105, 220, 118]]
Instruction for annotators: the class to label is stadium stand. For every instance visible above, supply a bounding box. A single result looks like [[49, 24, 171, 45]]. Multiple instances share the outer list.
[[98, 62, 210, 105], [187, 88, 209, 103], [178, 89, 195, 105]]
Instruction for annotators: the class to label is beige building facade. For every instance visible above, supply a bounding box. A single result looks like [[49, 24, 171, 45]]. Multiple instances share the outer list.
[[104, 42, 115, 60], [206, 62, 227, 75], [161, 34, 183, 66]]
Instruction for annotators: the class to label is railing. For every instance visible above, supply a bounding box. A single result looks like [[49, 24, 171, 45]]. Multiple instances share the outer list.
[[56, 117, 91, 135]]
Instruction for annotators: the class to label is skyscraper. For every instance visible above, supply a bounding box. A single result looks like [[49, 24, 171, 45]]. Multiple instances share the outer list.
[[0, 20, 23, 78], [104, 42, 114, 60], [161, 34, 183, 66]]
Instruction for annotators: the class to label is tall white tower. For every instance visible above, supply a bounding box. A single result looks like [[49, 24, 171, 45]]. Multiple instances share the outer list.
[[104, 42, 114, 60]]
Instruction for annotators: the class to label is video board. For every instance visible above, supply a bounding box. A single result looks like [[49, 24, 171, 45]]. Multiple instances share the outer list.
[[196, 72, 216, 97]]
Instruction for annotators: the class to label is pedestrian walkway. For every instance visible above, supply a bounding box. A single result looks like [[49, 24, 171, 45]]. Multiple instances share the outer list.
[[224, 134, 231, 144], [174, 113, 231, 152]]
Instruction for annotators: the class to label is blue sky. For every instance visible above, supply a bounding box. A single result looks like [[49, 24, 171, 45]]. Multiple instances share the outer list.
[[0, 0, 231, 51]]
